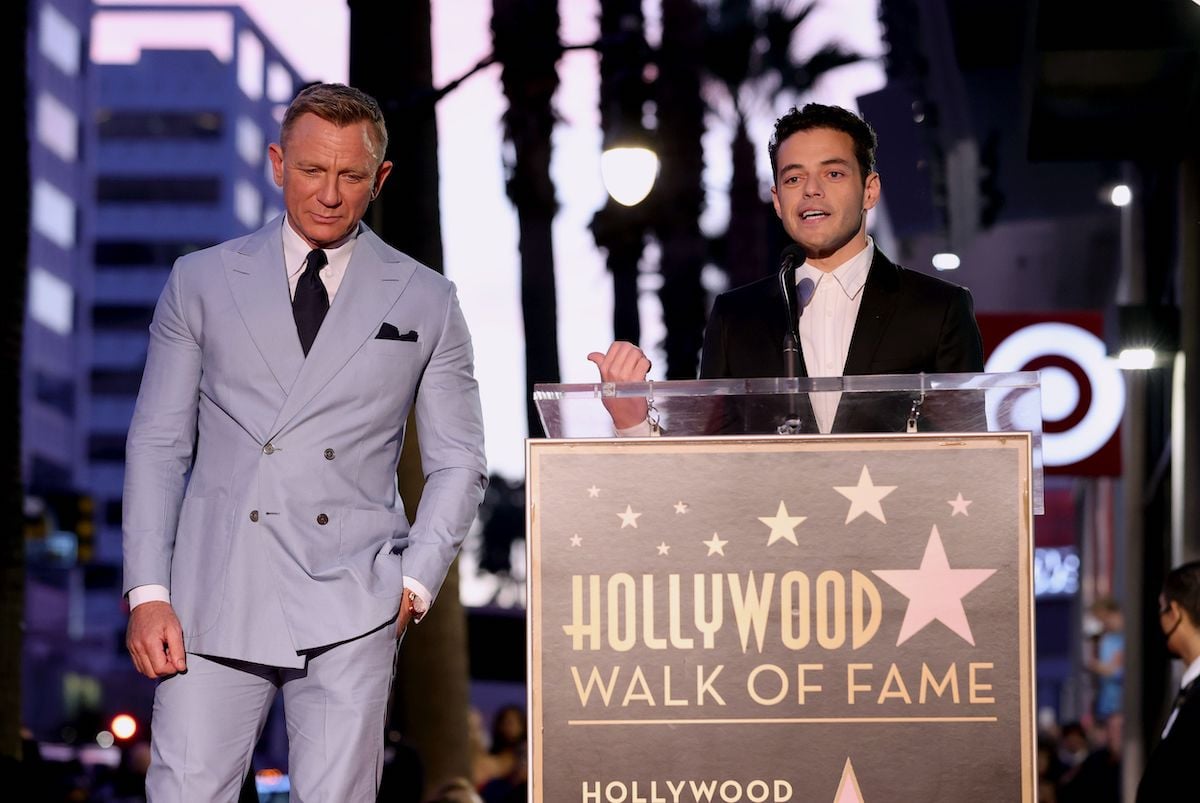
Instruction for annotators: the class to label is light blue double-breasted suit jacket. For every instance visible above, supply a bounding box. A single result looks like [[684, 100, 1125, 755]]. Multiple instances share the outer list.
[[122, 216, 487, 668]]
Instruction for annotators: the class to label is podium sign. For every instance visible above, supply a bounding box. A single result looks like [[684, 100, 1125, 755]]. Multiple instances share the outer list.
[[527, 433, 1035, 803]]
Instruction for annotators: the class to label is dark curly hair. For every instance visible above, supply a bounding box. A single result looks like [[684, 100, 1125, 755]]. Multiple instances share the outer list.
[[769, 103, 878, 185], [1163, 560, 1200, 625]]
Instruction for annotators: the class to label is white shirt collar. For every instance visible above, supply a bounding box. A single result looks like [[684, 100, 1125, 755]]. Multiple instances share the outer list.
[[282, 216, 359, 281], [796, 236, 874, 301], [1183, 655, 1200, 690]]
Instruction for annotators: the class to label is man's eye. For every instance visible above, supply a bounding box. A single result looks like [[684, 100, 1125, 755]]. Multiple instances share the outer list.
[[828, 171, 844, 179]]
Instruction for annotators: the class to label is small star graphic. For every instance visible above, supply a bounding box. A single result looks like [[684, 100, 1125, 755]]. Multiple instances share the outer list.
[[569, 534, 582, 547], [758, 501, 807, 546], [833, 758, 866, 803], [834, 466, 897, 524], [674, 501, 689, 514], [656, 542, 671, 556], [587, 485, 601, 498], [617, 505, 642, 529], [703, 533, 728, 556], [948, 492, 972, 516], [872, 525, 996, 646]]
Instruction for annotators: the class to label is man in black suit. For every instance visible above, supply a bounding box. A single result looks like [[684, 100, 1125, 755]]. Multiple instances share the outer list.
[[1137, 560, 1200, 802], [589, 103, 984, 434]]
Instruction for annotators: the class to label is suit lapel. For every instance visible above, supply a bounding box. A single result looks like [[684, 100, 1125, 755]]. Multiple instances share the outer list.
[[268, 226, 417, 438], [225, 220, 305, 395], [841, 250, 900, 376]]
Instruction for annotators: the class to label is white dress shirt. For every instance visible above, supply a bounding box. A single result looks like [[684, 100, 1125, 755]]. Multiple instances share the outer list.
[[797, 237, 874, 433], [129, 217, 432, 620]]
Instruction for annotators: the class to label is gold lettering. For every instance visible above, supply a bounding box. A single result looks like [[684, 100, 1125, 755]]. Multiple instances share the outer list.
[[795, 664, 823, 704], [563, 575, 601, 650], [668, 574, 694, 649], [641, 575, 667, 649], [747, 664, 788, 705], [969, 662, 995, 703], [621, 666, 656, 706], [851, 570, 881, 649], [570, 665, 620, 706], [608, 574, 636, 652], [730, 572, 775, 653], [877, 663, 912, 704], [919, 663, 960, 703], [780, 571, 811, 649], [847, 663, 872, 704]]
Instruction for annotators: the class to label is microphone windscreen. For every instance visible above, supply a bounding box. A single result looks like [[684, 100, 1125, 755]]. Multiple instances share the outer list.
[[779, 243, 806, 267]]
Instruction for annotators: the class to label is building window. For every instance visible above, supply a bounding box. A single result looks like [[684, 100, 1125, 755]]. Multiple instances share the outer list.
[[267, 62, 295, 103], [88, 435, 129, 463], [34, 371, 76, 418], [91, 369, 145, 396], [92, 305, 155, 331], [93, 241, 210, 267], [39, 4, 81, 76], [96, 111, 222, 140], [237, 29, 264, 100], [235, 180, 262, 228], [36, 92, 78, 162], [96, 177, 221, 204], [29, 267, 74, 336], [236, 116, 264, 166], [32, 180, 76, 250]]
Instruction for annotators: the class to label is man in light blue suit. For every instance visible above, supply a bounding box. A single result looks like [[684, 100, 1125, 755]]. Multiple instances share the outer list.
[[122, 83, 487, 801]]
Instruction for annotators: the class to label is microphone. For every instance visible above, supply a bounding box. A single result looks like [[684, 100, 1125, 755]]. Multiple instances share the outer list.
[[777, 244, 806, 379], [776, 244, 807, 435]]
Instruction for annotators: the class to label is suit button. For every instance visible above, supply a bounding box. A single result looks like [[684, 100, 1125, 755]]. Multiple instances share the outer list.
[[316, 513, 329, 526], [249, 510, 259, 522], [263, 443, 275, 455], [324, 448, 335, 460]]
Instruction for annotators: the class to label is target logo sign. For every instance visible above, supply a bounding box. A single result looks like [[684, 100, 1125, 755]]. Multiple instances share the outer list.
[[978, 312, 1123, 475]]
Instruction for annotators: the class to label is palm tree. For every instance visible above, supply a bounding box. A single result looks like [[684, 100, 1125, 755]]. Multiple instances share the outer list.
[[349, 3, 472, 796], [703, 0, 863, 287], [492, 0, 563, 438], [654, 0, 709, 379]]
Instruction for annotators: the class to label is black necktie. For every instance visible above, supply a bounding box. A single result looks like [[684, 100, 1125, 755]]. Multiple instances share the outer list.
[[293, 248, 329, 356]]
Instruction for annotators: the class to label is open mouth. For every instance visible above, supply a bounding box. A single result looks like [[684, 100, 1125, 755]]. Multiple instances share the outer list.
[[801, 210, 829, 221]]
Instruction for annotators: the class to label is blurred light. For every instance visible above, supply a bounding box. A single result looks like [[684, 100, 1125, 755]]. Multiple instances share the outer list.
[[1117, 347, 1156, 370], [111, 714, 138, 741], [96, 731, 115, 749], [1109, 184, 1132, 207], [931, 252, 960, 271], [600, 147, 658, 207]]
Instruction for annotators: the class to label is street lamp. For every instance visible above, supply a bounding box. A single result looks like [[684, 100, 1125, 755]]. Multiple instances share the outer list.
[[600, 144, 658, 206]]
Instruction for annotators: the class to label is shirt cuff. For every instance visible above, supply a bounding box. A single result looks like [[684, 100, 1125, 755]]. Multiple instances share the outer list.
[[128, 584, 170, 609], [614, 419, 654, 437], [403, 576, 433, 622]]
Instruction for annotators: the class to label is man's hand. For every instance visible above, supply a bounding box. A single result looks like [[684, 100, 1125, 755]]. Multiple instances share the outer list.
[[126, 601, 187, 678], [396, 587, 419, 637], [587, 341, 652, 430]]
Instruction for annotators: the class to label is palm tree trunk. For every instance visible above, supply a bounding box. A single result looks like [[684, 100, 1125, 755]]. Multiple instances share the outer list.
[[492, 0, 562, 438], [350, 3, 472, 797], [655, 0, 708, 379]]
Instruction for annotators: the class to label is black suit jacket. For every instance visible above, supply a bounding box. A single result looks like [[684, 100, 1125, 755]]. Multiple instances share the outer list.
[[1137, 679, 1200, 803], [696, 248, 985, 434]]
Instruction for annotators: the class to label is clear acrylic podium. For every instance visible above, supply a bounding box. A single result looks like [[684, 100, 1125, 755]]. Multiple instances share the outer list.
[[533, 371, 1044, 512]]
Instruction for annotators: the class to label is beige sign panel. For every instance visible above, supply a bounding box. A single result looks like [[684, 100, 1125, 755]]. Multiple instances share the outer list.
[[527, 434, 1034, 803]]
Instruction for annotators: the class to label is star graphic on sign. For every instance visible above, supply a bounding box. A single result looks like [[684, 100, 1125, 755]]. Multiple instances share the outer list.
[[703, 533, 728, 556], [948, 492, 972, 516], [834, 466, 897, 524], [587, 485, 601, 498], [872, 525, 996, 646], [673, 501, 689, 514], [569, 534, 582, 547], [617, 505, 642, 529], [758, 501, 806, 546], [832, 758, 866, 803], [656, 542, 671, 556]]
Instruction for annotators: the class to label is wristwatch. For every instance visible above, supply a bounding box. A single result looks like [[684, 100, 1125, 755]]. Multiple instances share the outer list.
[[407, 590, 428, 618]]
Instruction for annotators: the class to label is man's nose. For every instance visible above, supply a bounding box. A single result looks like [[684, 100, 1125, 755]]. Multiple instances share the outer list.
[[317, 176, 341, 207]]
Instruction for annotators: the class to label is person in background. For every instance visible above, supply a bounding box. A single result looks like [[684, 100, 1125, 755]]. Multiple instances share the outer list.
[[1085, 597, 1125, 724], [1136, 560, 1200, 802]]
